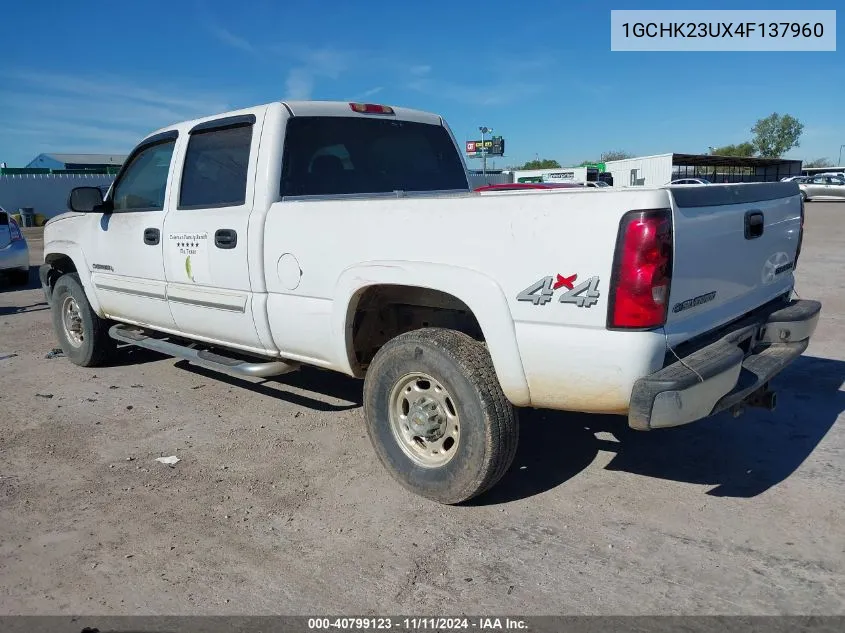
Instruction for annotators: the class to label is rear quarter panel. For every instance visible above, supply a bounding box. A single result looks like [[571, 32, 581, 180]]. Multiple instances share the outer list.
[[261, 187, 673, 411]]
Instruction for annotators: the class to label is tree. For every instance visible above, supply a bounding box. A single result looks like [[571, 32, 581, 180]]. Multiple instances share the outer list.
[[712, 142, 756, 157], [804, 157, 833, 168], [516, 158, 561, 170], [751, 113, 804, 158], [599, 150, 634, 162]]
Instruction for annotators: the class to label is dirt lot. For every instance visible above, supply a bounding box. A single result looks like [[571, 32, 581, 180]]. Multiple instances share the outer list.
[[1, 204, 843, 616]]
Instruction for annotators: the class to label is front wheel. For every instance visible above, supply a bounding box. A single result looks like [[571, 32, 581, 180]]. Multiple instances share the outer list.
[[801, 191, 809, 202], [363, 328, 518, 504], [50, 273, 116, 367]]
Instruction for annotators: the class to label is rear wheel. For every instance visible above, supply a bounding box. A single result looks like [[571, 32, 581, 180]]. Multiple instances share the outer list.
[[363, 328, 518, 504], [50, 273, 116, 367]]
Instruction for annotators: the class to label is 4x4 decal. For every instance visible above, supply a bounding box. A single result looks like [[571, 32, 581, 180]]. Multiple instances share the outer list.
[[517, 274, 601, 308]]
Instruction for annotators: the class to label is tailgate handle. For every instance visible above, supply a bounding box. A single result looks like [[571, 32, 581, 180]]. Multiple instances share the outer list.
[[744, 211, 764, 239]]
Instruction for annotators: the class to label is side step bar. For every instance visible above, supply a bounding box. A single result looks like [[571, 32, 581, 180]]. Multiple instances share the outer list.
[[109, 324, 299, 378]]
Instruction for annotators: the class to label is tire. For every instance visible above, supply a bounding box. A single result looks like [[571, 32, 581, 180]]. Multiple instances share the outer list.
[[50, 273, 116, 367], [363, 328, 518, 504], [8, 268, 30, 286], [800, 191, 808, 202]]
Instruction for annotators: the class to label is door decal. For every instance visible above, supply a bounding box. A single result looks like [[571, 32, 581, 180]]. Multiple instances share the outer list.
[[169, 232, 210, 283]]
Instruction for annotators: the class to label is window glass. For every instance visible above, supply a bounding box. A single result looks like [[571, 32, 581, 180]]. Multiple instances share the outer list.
[[112, 141, 175, 211], [280, 116, 468, 197], [180, 124, 253, 208]]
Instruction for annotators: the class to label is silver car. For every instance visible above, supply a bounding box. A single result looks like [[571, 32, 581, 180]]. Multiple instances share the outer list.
[[799, 175, 845, 202], [0, 207, 30, 286]]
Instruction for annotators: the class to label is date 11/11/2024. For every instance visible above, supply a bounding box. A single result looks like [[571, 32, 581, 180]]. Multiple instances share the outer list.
[[307, 617, 528, 631]]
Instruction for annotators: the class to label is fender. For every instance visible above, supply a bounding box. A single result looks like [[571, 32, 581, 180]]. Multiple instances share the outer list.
[[333, 261, 532, 407], [42, 240, 104, 317]]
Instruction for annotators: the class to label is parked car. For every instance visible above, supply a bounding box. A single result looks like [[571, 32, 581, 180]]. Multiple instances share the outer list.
[[41, 100, 820, 504], [781, 176, 808, 182], [669, 178, 711, 185], [799, 175, 845, 201], [474, 182, 584, 192], [582, 181, 610, 188], [0, 207, 30, 285]]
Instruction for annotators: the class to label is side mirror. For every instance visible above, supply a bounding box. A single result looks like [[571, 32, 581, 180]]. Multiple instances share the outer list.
[[68, 186, 105, 213]]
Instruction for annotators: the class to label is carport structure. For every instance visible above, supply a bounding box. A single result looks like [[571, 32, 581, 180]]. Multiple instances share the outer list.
[[671, 153, 802, 183]]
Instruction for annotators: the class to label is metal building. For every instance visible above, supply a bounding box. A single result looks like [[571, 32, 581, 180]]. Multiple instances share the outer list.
[[25, 153, 126, 172], [604, 153, 802, 188]]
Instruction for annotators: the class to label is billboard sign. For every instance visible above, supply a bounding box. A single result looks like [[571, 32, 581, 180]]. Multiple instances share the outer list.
[[466, 136, 505, 157]]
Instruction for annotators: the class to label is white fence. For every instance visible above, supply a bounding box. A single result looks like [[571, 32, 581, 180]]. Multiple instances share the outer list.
[[0, 173, 115, 218]]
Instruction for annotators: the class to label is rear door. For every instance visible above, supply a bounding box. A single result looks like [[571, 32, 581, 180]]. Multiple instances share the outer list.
[[663, 182, 802, 345], [162, 108, 268, 354]]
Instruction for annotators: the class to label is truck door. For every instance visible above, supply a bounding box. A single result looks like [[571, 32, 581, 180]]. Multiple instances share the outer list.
[[162, 109, 267, 354], [87, 131, 178, 329]]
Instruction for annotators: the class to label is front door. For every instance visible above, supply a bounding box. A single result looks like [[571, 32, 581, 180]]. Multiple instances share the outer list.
[[162, 111, 267, 354], [87, 132, 178, 330]]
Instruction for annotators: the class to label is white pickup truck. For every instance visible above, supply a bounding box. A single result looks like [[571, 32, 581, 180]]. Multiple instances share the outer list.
[[40, 100, 821, 504]]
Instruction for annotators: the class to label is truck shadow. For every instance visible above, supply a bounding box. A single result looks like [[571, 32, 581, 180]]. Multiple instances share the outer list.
[[0, 265, 42, 293], [175, 361, 363, 412], [473, 354, 845, 505]]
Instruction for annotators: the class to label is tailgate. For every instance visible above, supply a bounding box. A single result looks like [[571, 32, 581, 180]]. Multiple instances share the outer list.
[[664, 182, 802, 345], [0, 211, 11, 248]]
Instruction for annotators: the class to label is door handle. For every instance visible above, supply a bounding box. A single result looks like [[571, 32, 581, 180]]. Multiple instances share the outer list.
[[215, 229, 238, 249], [143, 228, 160, 245], [744, 211, 764, 239]]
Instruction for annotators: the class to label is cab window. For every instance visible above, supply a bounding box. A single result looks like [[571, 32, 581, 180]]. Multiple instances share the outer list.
[[111, 140, 176, 211]]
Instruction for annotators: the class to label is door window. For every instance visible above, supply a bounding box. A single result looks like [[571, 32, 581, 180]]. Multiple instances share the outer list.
[[179, 124, 253, 209], [111, 140, 176, 211]]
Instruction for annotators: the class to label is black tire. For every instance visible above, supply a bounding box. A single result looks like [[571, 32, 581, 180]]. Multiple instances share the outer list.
[[363, 328, 518, 504], [801, 191, 808, 202], [50, 273, 116, 367], [8, 268, 30, 286]]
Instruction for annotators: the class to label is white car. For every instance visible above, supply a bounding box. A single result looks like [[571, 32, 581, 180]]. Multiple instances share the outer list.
[[40, 100, 821, 504], [669, 178, 711, 185], [582, 181, 610, 188]]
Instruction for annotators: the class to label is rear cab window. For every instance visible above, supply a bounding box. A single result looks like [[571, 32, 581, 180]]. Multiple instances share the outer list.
[[280, 116, 469, 197], [179, 117, 254, 209]]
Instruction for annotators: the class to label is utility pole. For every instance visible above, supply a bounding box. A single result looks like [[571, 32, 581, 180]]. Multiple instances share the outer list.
[[479, 126, 492, 178], [838, 144, 845, 167]]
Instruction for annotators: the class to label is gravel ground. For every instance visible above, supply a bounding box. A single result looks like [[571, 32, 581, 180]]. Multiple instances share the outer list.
[[1, 204, 843, 615]]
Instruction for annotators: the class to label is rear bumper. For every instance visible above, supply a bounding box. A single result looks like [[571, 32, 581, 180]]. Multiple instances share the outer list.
[[0, 240, 29, 272], [629, 298, 821, 430]]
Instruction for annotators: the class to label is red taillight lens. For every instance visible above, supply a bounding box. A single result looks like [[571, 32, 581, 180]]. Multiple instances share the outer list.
[[349, 102, 395, 115], [608, 209, 673, 329], [9, 218, 23, 241]]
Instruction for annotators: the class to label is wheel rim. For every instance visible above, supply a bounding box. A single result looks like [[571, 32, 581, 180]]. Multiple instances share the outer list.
[[388, 372, 460, 468], [61, 295, 84, 348]]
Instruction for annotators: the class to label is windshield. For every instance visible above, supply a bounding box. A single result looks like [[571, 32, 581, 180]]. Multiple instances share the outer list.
[[280, 116, 469, 197]]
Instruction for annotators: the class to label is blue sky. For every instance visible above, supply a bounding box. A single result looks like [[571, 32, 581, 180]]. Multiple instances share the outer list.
[[0, 0, 842, 168]]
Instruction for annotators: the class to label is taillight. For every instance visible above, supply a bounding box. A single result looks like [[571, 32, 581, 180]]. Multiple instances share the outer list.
[[608, 209, 673, 329], [794, 197, 805, 270], [9, 218, 23, 241], [349, 102, 395, 115]]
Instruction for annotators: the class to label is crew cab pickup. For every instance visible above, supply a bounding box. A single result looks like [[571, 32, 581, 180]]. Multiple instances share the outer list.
[[40, 100, 821, 504]]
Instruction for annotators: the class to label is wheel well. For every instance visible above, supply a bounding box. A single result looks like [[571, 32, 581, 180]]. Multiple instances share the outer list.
[[43, 254, 77, 294], [349, 285, 483, 373]]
